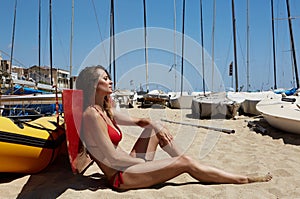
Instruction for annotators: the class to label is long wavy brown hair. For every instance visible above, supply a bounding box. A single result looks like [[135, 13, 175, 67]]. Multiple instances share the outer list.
[[75, 65, 113, 120]]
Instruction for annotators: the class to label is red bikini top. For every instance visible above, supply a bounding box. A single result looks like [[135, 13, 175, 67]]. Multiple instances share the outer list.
[[92, 106, 122, 146]]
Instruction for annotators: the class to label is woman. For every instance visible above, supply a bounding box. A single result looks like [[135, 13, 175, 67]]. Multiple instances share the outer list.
[[75, 65, 272, 191]]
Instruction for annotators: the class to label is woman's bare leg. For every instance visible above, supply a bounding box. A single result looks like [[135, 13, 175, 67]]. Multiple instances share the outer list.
[[130, 128, 181, 160], [119, 155, 272, 190]]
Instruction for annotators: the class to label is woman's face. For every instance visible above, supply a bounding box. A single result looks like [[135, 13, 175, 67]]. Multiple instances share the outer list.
[[96, 69, 113, 95]]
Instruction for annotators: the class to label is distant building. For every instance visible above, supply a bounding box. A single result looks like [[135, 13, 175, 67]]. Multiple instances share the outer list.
[[12, 65, 25, 79], [28, 65, 70, 89], [0, 60, 11, 75], [0, 58, 70, 89]]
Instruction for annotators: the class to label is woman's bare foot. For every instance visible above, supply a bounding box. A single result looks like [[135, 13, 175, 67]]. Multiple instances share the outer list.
[[247, 172, 272, 183]]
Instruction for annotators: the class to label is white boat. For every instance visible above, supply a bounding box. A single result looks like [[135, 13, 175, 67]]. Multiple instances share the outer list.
[[168, 92, 193, 109], [0, 93, 62, 117], [168, 91, 211, 109], [256, 95, 300, 135], [0, 93, 62, 105], [142, 90, 170, 107], [191, 92, 245, 119], [229, 91, 281, 115], [111, 89, 134, 108]]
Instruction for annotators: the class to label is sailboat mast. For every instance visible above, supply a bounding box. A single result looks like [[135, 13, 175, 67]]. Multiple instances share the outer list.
[[143, 0, 149, 92], [285, 0, 299, 89], [69, 0, 74, 84], [211, 0, 216, 92], [200, 0, 205, 94], [180, 0, 186, 96], [173, 0, 177, 92], [9, 0, 17, 93], [271, 0, 277, 89], [231, 0, 238, 92], [246, 0, 250, 91], [109, 1, 112, 75], [110, 0, 116, 90], [49, 0, 53, 85], [38, 0, 41, 83]]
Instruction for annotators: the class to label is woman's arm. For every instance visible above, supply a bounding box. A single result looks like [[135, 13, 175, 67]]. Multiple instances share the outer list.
[[113, 109, 173, 147], [113, 108, 161, 129], [82, 107, 145, 169]]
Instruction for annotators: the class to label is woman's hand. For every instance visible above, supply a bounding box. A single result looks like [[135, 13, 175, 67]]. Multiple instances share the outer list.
[[156, 126, 173, 147], [136, 118, 174, 147]]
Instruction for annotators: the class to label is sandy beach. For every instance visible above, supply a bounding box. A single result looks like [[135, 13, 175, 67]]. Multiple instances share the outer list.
[[1, 107, 300, 199]]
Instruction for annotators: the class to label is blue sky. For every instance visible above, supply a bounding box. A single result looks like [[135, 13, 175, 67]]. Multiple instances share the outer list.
[[0, 0, 300, 92]]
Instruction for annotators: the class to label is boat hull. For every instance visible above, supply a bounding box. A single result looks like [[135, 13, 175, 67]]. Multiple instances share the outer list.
[[168, 92, 194, 109], [192, 92, 244, 119], [0, 115, 65, 173], [231, 91, 280, 116], [262, 113, 300, 135], [256, 96, 300, 135]]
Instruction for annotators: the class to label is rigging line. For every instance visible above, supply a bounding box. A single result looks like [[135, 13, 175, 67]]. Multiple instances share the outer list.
[[70, 0, 74, 78], [53, 18, 69, 68], [236, 30, 247, 90], [236, 28, 245, 70], [0, 50, 26, 68], [10, 0, 17, 71], [222, 36, 233, 88], [90, 0, 108, 65], [274, 16, 300, 20], [41, 4, 49, 68], [9, 0, 18, 93]]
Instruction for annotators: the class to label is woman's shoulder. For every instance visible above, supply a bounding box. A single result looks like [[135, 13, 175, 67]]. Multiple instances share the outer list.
[[83, 106, 100, 119], [82, 106, 108, 130]]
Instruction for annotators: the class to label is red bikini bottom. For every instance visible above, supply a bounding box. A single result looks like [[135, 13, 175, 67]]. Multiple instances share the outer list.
[[110, 171, 124, 189]]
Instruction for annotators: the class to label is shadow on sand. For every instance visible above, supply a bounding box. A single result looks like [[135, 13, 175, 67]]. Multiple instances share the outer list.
[[0, 155, 109, 199], [250, 119, 300, 146], [1, 154, 210, 198]]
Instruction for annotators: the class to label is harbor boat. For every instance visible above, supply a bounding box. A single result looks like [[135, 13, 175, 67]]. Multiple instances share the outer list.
[[191, 92, 245, 119], [111, 89, 134, 108], [229, 91, 281, 116], [0, 93, 63, 117], [141, 90, 170, 107], [274, 87, 298, 96], [0, 115, 65, 173], [256, 95, 300, 135], [168, 91, 212, 109], [0, 93, 62, 105], [168, 92, 193, 109]]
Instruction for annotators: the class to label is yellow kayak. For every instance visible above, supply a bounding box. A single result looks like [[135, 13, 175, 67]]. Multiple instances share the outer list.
[[0, 115, 65, 173]]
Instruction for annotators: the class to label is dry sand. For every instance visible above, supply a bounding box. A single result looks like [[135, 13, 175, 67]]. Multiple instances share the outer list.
[[1, 107, 300, 199]]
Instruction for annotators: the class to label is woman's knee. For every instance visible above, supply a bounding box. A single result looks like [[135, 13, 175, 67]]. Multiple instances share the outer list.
[[175, 155, 195, 170]]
